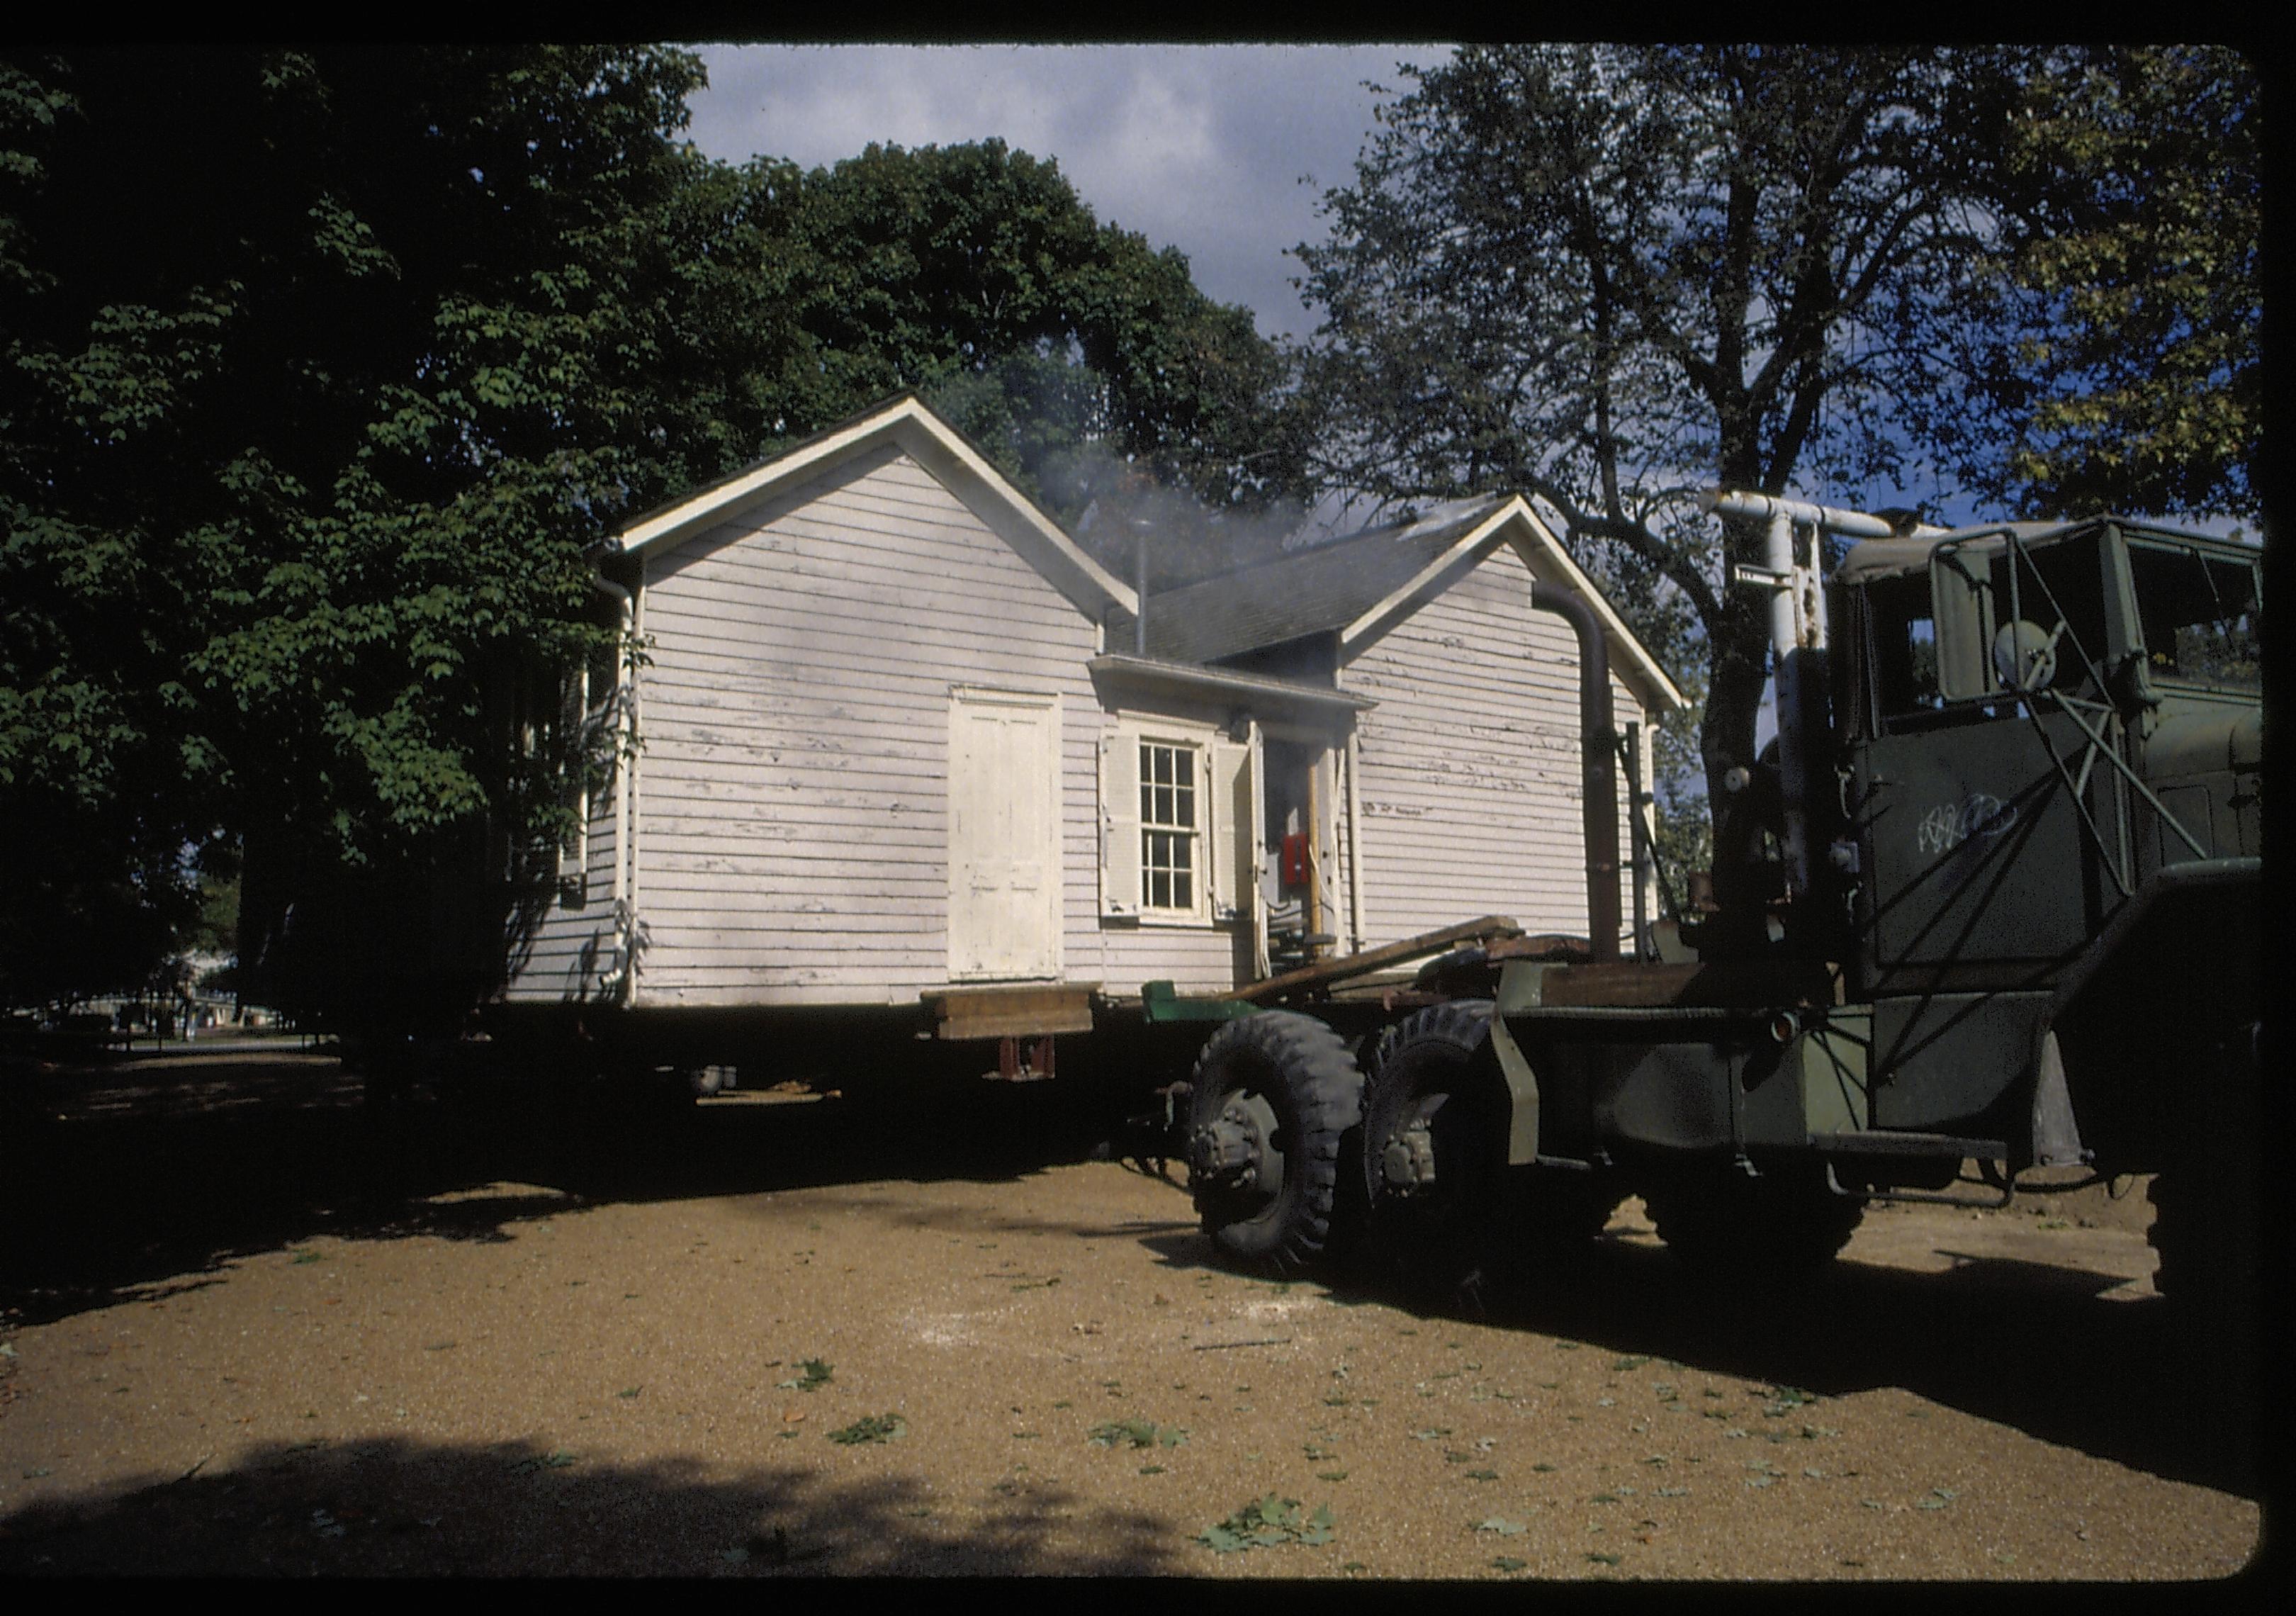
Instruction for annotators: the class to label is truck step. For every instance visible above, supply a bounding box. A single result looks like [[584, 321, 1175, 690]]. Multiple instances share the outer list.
[[1810, 1130, 2007, 1159]]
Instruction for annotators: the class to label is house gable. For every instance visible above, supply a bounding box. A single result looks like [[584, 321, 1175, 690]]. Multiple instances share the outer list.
[[1343, 535, 1652, 949], [1334, 496, 1687, 718], [1116, 494, 1684, 719], [614, 393, 1136, 622], [604, 439, 1114, 1009]]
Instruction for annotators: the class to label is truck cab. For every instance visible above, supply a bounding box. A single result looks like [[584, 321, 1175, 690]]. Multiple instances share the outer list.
[[1828, 519, 2261, 1162]]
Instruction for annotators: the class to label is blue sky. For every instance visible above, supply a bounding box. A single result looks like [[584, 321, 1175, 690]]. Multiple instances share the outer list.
[[684, 43, 1446, 342]]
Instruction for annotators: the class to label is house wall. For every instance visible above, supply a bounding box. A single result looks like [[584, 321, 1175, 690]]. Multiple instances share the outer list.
[[1091, 680, 1264, 995], [505, 443, 1281, 1012], [502, 746, 628, 1005], [1344, 542, 1650, 949], [612, 443, 1116, 1009]]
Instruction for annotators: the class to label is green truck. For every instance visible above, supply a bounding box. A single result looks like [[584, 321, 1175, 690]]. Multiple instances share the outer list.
[[1159, 493, 2261, 1343]]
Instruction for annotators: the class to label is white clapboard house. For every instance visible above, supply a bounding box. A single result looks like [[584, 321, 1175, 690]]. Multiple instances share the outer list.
[[502, 394, 1684, 1050]]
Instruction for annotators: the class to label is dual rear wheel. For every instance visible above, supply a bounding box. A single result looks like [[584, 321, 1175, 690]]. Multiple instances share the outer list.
[[1190, 1004, 1866, 1291], [1188, 1003, 1621, 1294]]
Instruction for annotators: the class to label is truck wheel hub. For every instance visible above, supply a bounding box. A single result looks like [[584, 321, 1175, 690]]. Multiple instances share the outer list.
[[1380, 1117, 1439, 1189], [1192, 1100, 1269, 1191]]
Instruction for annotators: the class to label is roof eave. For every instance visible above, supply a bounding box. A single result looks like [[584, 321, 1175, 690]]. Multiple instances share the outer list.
[[1088, 653, 1376, 719]]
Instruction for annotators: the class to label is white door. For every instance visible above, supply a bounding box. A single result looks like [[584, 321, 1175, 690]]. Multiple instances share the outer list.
[[947, 689, 1062, 981]]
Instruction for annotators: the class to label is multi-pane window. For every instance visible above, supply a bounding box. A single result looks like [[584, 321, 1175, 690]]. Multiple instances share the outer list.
[[2128, 542, 2261, 693], [1139, 741, 1198, 911]]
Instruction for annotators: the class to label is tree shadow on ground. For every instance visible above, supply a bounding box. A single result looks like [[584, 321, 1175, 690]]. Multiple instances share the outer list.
[[0, 1055, 1136, 1330], [1145, 1230, 2258, 1501], [0, 1432, 1178, 1577]]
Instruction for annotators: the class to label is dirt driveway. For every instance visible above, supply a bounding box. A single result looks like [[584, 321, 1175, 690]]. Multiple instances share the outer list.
[[0, 1051, 2262, 1578]]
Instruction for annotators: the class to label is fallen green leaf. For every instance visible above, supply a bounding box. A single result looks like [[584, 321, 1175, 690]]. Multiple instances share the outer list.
[[776, 1359, 833, 1393], [1090, 1418, 1185, 1450], [1198, 1495, 1336, 1553], [828, 1413, 906, 1445]]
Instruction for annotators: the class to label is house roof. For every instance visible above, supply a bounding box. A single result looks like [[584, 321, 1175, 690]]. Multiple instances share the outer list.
[[1106, 497, 1492, 664], [611, 393, 1137, 620], [1110, 495, 1687, 714]]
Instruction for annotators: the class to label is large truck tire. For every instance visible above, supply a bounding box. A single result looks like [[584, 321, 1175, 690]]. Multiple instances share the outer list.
[[1359, 1001, 1509, 1304], [1641, 1158, 1864, 1283], [2144, 1019, 2259, 1487], [1360, 1001, 1621, 1308], [1187, 1011, 1365, 1278]]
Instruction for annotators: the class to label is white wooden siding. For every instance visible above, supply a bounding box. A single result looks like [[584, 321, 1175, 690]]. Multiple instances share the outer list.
[[1345, 544, 1647, 948], [503, 768, 624, 1003], [624, 445, 1109, 1009]]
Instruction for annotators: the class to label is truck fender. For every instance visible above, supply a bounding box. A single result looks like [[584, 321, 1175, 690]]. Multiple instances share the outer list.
[[1490, 959, 1545, 1165], [2027, 1029, 2086, 1170]]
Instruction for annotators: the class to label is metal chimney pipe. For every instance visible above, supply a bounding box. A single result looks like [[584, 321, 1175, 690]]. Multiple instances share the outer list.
[[1133, 521, 1149, 656], [1529, 581, 1621, 962]]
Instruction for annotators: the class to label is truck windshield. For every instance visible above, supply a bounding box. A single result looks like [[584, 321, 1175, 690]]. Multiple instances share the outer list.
[[2127, 541, 2261, 693]]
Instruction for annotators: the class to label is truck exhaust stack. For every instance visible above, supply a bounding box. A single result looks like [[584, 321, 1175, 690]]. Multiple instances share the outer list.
[[1528, 580, 1621, 962]]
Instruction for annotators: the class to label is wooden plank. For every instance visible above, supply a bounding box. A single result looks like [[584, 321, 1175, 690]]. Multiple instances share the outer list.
[[1232, 914, 1521, 1004], [922, 983, 1099, 1039]]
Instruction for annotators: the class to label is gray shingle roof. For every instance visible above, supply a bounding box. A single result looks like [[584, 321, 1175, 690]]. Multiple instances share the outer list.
[[1108, 497, 1509, 665]]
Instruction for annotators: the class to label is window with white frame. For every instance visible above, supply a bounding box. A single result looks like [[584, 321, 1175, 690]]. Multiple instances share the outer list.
[[1102, 718, 1244, 924], [1137, 739, 1200, 913]]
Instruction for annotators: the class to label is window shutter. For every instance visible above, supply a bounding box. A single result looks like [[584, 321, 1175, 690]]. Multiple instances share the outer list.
[[1098, 731, 1140, 916], [1210, 740, 1252, 922]]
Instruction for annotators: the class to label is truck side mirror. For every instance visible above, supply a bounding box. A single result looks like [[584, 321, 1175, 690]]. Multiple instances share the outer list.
[[1993, 619, 2061, 692]]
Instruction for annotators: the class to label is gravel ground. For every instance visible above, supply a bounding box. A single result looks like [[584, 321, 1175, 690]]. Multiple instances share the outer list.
[[0, 1050, 2264, 1579]]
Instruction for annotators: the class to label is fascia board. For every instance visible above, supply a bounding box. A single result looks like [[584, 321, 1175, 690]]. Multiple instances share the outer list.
[[1336, 506, 1516, 653], [614, 403, 914, 556], [896, 420, 1137, 617]]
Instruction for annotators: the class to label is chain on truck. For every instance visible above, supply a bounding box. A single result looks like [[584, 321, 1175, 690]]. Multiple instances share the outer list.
[[1150, 490, 2261, 1339]]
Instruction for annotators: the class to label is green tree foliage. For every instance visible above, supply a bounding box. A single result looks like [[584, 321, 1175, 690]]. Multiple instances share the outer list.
[[1975, 46, 2261, 524], [772, 139, 1304, 546], [1288, 44, 2259, 877], [0, 45, 804, 1011], [1, 55, 1293, 1014], [1291, 45, 2012, 865]]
